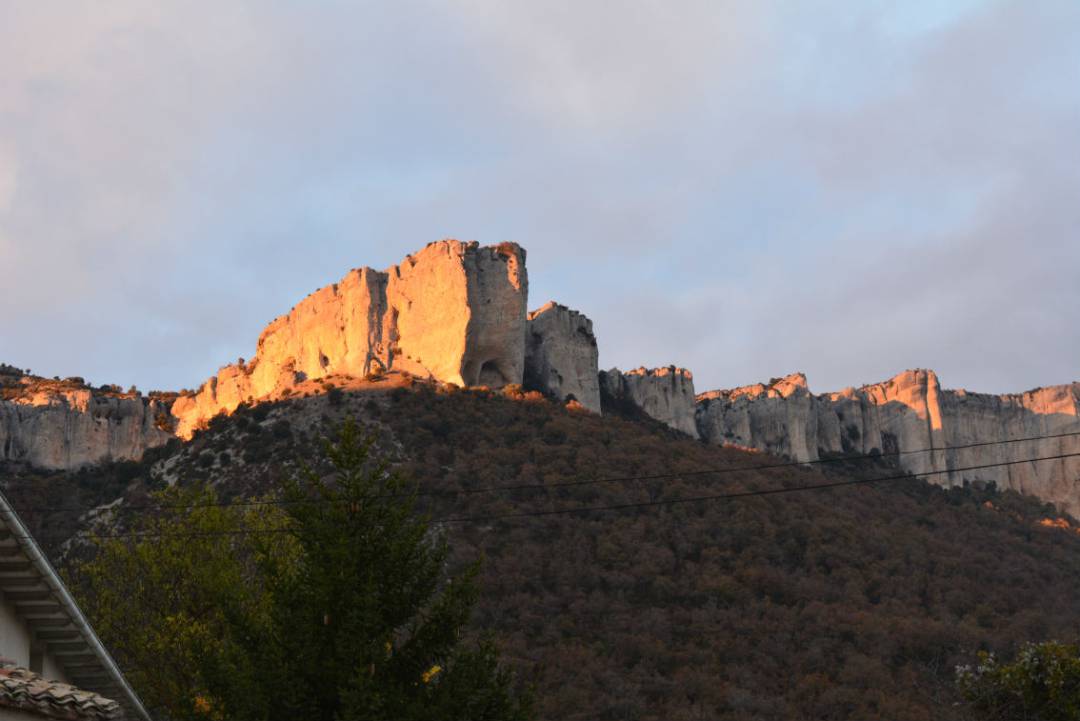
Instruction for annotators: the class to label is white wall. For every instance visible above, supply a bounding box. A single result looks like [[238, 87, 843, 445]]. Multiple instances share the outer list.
[[0, 599, 69, 684], [0, 601, 33, 669]]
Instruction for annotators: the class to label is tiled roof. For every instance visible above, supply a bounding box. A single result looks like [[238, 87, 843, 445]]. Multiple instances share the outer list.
[[0, 665, 121, 720], [0, 491, 150, 720]]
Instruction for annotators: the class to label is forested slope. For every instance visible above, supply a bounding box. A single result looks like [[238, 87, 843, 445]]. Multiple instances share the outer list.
[[5, 377, 1080, 720]]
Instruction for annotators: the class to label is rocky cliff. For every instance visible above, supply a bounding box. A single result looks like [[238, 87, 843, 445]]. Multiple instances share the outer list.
[[9, 239, 1080, 518], [696, 369, 1080, 515], [696, 373, 819, 460], [0, 367, 173, 470], [523, 302, 601, 413], [601, 366, 699, 437], [172, 240, 529, 437]]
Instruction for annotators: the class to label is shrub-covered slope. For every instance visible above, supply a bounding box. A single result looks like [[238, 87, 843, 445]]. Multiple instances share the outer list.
[[5, 377, 1080, 720]]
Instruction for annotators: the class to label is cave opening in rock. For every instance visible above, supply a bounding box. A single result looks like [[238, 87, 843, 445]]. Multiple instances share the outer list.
[[478, 359, 508, 388]]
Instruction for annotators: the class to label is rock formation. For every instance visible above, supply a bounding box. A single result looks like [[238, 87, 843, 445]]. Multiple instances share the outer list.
[[8, 238, 1080, 519], [0, 368, 173, 470], [601, 366, 699, 437], [696, 369, 1080, 515], [172, 240, 528, 437], [696, 373, 819, 461], [523, 302, 601, 413]]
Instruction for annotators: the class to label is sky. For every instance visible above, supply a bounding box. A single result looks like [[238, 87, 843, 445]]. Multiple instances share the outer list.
[[0, 0, 1077, 396]]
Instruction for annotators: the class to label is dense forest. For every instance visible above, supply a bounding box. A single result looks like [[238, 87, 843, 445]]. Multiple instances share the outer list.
[[5, 376, 1080, 720]]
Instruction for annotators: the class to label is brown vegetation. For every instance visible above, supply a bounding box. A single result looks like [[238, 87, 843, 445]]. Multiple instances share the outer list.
[[6, 382, 1080, 719]]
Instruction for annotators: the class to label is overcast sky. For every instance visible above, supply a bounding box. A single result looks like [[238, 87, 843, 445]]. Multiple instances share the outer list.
[[1, 1, 1077, 396]]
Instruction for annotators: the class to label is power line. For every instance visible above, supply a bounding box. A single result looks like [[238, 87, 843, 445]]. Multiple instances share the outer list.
[[434, 429, 1080, 498], [5, 430, 1080, 516], [10, 450, 1079, 542], [435, 450, 1080, 524]]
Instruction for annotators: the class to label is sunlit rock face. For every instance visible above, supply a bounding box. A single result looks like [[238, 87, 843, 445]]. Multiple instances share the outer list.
[[695, 369, 1080, 515], [934, 383, 1080, 512], [696, 373, 818, 462], [398, 241, 528, 388], [524, 302, 601, 413], [814, 369, 949, 477], [602, 366, 699, 437], [0, 371, 173, 470], [172, 240, 528, 437]]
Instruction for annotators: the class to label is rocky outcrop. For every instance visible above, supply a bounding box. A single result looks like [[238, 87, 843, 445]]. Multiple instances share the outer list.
[[524, 302, 601, 413], [0, 371, 173, 470], [172, 240, 528, 437], [696, 373, 819, 461], [8, 235, 1080, 522], [696, 369, 1080, 515], [601, 366, 698, 437], [390, 241, 528, 388]]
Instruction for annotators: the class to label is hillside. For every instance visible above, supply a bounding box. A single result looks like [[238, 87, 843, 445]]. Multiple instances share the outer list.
[[5, 375, 1080, 720]]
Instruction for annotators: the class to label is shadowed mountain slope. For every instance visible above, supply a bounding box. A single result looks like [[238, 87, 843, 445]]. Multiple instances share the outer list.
[[5, 376, 1080, 720]]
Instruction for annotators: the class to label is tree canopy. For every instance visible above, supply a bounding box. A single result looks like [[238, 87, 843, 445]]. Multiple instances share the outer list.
[[76, 420, 531, 721], [957, 641, 1080, 721]]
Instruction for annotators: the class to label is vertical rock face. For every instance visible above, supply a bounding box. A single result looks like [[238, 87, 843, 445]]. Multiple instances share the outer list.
[[523, 302, 601, 413], [695, 369, 1080, 515], [172, 240, 528, 437], [934, 383, 1080, 509], [249, 266, 392, 394], [0, 371, 173, 470], [814, 369, 949, 477], [601, 366, 699, 437], [394, 241, 528, 388], [696, 373, 818, 461]]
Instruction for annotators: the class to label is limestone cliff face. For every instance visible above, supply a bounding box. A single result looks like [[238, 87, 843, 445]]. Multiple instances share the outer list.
[[523, 302, 601, 413], [813, 370, 950, 477], [934, 383, 1080, 509], [172, 240, 528, 437], [0, 371, 173, 470], [602, 366, 698, 437], [696, 373, 819, 461], [9, 235, 1080, 521], [696, 369, 1080, 515]]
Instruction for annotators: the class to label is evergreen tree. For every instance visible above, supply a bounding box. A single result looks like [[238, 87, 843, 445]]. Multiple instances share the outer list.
[[77, 420, 531, 721]]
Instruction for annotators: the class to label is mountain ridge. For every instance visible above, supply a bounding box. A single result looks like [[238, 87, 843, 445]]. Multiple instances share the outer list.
[[2, 240, 1078, 516]]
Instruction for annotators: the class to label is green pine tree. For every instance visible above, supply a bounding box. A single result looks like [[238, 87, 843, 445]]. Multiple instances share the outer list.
[[76, 420, 532, 721]]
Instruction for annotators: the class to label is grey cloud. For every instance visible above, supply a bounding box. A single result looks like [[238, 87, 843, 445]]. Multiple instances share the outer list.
[[0, 1, 1076, 398]]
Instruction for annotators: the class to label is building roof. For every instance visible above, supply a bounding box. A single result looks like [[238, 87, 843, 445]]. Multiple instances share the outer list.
[[0, 665, 120, 720], [0, 492, 150, 721]]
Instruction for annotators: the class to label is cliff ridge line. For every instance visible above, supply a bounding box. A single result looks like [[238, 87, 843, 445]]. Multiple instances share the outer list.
[[172, 239, 530, 437]]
